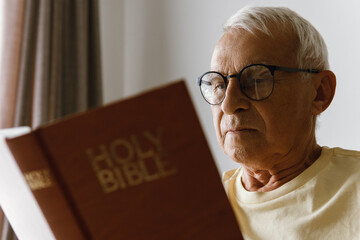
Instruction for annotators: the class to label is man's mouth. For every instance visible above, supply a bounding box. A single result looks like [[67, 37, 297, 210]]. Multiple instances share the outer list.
[[226, 127, 256, 134]]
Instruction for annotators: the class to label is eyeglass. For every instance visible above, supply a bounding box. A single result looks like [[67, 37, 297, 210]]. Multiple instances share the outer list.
[[197, 64, 320, 105]]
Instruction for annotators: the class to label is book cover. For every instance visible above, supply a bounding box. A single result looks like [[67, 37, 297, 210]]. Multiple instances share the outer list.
[[5, 81, 242, 239], [0, 127, 55, 240]]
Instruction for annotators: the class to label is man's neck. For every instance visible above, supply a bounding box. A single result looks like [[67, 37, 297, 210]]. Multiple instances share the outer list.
[[241, 145, 322, 192]]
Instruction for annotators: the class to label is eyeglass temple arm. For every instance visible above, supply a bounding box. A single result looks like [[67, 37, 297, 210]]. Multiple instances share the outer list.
[[273, 66, 320, 74]]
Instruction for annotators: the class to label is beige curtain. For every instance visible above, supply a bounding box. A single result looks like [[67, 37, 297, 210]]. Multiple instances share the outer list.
[[0, 0, 103, 239]]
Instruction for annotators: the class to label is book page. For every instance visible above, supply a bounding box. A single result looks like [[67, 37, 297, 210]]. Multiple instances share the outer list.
[[0, 127, 55, 240]]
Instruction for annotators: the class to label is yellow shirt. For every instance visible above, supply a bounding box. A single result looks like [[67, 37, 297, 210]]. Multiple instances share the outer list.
[[223, 147, 360, 240]]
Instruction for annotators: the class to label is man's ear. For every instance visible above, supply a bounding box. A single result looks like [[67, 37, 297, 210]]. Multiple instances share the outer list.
[[311, 70, 336, 115]]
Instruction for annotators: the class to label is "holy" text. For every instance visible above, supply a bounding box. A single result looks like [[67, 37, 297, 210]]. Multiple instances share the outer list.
[[85, 127, 177, 193]]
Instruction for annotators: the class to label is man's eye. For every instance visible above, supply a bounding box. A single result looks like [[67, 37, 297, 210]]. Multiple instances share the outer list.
[[215, 82, 225, 89], [244, 78, 263, 86], [254, 78, 265, 84], [213, 81, 226, 91]]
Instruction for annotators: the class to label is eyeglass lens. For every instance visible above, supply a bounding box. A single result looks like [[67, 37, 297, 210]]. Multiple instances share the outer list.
[[200, 65, 274, 104]]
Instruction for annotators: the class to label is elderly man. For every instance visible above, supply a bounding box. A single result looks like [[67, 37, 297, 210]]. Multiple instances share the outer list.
[[197, 6, 360, 239]]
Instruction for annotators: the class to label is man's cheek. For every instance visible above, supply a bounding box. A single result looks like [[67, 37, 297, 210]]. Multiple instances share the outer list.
[[211, 110, 221, 131]]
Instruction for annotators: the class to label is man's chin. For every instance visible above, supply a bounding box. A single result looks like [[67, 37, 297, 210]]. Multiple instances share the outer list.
[[224, 145, 252, 163], [223, 142, 268, 165]]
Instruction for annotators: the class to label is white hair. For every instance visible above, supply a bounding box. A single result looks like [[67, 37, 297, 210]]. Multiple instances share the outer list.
[[223, 6, 329, 73]]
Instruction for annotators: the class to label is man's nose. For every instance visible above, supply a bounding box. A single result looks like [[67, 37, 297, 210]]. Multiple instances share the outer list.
[[221, 78, 250, 114]]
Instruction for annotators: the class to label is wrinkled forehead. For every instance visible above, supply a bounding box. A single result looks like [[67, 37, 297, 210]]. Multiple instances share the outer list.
[[210, 28, 298, 74]]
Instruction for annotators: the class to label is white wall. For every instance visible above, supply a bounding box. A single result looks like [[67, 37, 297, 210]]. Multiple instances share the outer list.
[[100, 0, 360, 173]]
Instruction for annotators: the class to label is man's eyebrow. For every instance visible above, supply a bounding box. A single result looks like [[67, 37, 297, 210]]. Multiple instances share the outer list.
[[211, 58, 275, 75], [232, 60, 273, 73]]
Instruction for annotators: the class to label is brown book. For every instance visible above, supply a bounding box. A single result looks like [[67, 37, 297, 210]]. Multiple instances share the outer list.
[[5, 80, 242, 240], [0, 208, 4, 236]]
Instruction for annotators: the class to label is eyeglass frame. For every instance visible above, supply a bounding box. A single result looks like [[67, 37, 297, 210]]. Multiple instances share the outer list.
[[197, 63, 321, 105]]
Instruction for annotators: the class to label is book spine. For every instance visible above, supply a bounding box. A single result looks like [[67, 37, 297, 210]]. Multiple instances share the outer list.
[[6, 132, 87, 240]]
